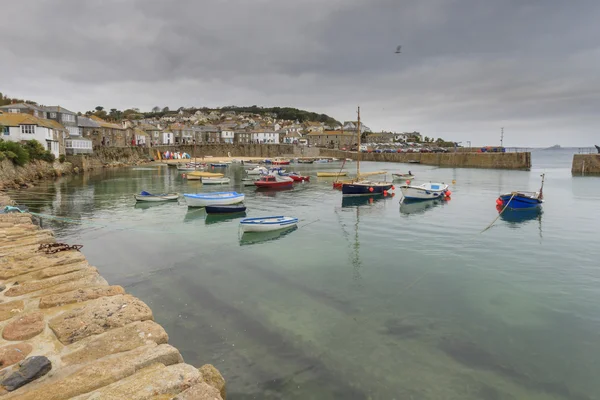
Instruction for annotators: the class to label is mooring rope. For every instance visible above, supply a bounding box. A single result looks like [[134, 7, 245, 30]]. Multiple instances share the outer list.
[[480, 193, 515, 234]]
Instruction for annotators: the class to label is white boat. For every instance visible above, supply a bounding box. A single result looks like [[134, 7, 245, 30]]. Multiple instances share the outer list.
[[201, 177, 231, 185], [240, 216, 299, 232], [134, 191, 179, 202], [242, 162, 260, 168], [400, 182, 449, 200], [241, 178, 259, 186], [392, 173, 416, 181], [183, 191, 245, 207], [246, 166, 268, 175]]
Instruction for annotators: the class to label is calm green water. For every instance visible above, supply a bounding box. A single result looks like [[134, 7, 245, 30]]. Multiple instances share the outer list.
[[10, 150, 600, 399]]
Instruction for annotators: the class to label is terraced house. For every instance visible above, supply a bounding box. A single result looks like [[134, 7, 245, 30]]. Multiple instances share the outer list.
[[0, 113, 64, 157]]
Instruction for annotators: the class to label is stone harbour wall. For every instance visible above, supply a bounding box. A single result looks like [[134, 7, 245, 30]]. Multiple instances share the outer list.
[[321, 149, 531, 170], [0, 160, 73, 191], [0, 195, 226, 399], [571, 154, 600, 175]]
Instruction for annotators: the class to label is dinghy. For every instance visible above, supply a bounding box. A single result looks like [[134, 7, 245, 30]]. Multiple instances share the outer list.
[[392, 173, 415, 181], [186, 171, 224, 178], [254, 175, 294, 189], [400, 182, 450, 200], [201, 177, 231, 185], [205, 204, 247, 214], [317, 172, 347, 177], [134, 191, 179, 202], [183, 191, 245, 207], [497, 174, 545, 210], [246, 166, 268, 176], [210, 163, 228, 167], [240, 216, 299, 232]]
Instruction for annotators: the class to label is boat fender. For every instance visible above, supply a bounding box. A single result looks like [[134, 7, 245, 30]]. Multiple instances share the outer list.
[[369, 187, 374, 192], [445, 190, 452, 197], [391, 185, 395, 190], [406, 180, 411, 185], [383, 190, 388, 196], [496, 198, 503, 206]]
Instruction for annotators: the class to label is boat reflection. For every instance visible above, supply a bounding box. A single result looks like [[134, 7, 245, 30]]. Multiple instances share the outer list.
[[183, 208, 206, 223], [134, 201, 174, 210], [205, 212, 247, 225], [239, 225, 298, 246], [399, 198, 446, 215], [341, 194, 393, 208], [499, 206, 543, 224]]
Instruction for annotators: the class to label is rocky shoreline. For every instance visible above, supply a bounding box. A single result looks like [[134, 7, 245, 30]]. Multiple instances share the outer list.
[[0, 194, 225, 399]]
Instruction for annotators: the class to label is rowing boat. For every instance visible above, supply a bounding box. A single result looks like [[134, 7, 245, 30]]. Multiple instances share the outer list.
[[317, 172, 347, 177]]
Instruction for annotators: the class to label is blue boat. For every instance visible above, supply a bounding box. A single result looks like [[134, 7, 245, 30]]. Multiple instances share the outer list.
[[497, 174, 545, 210], [205, 204, 247, 214], [210, 163, 228, 167], [240, 216, 299, 232]]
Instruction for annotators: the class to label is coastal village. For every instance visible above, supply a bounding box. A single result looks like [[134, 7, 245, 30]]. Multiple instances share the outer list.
[[0, 101, 429, 159]]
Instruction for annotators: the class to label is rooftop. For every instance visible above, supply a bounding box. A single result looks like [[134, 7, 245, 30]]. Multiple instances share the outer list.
[[0, 113, 65, 129]]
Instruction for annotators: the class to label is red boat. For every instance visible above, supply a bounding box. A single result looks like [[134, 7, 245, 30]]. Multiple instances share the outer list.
[[287, 173, 310, 182], [271, 160, 290, 165], [254, 175, 294, 188]]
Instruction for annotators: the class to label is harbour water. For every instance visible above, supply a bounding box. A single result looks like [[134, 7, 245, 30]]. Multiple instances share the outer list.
[[9, 149, 600, 399]]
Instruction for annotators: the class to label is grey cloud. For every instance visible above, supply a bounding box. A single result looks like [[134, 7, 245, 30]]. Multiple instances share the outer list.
[[1, 0, 599, 146]]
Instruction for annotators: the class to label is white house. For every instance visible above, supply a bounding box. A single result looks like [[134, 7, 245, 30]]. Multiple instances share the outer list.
[[0, 113, 63, 157], [161, 131, 174, 145], [250, 130, 280, 144], [220, 128, 234, 143]]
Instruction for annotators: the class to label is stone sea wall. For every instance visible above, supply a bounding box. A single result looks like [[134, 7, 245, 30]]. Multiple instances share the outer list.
[[0, 195, 226, 399], [0, 160, 73, 190], [571, 154, 600, 175], [321, 149, 531, 170]]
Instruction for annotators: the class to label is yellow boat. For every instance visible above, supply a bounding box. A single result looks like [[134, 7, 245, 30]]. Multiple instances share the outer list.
[[186, 171, 224, 180], [317, 172, 348, 177]]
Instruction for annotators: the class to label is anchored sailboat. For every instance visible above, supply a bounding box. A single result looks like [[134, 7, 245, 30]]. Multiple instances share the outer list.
[[341, 107, 394, 196]]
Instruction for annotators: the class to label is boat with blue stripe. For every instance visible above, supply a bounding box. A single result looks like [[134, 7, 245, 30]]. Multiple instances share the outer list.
[[497, 174, 545, 210], [239, 216, 299, 232]]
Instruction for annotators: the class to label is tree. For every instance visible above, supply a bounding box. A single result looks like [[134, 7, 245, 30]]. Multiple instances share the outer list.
[[152, 106, 161, 113], [424, 136, 430, 143], [162, 106, 170, 113], [95, 106, 104, 112]]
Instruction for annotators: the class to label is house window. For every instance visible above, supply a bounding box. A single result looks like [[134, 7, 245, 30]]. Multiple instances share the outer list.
[[2, 126, 9, 136], [50, 112, 57, 118], [21, 125, 35, 134], [8, 109, 19, 113]]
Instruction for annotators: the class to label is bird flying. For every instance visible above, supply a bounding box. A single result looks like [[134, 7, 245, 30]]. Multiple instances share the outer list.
[[395, 45, 402, 54]]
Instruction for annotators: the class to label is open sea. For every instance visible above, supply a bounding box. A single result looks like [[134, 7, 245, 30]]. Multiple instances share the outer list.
[[9, 148, 600, 399]]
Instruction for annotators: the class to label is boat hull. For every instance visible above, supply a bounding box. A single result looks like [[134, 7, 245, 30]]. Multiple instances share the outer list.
[[240, 216, 299, 232], [134, 193, 179, 202], [184, 192, 245, 207], [254, 181, 293, 188], [400, 184, 448, 200], [392, 174, 415, 181], [341, 182, 393, 196], [317, 172, 347, 177], [201, 177, 231, 185], [499, 194, 542, 209], [205, 205, 247, 214]]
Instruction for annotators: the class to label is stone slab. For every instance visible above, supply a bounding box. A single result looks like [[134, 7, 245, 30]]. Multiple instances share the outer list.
[[2, 312, 45, 341], [174, 382, 223, 400], [5, 344, 183, 400], [0, 356, 52, 392], [70, 363, 201, 400], [61, 320, 168, 366], [199, 364, 227, 400], [4, 267, 98, 297], [48, 294, 153, 344], [39, 285, 125, 309], [0, 343, 32, 369], [28, 274, 108, 298]]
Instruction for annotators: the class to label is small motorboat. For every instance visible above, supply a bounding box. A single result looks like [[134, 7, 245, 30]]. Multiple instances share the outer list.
[[201, 177, 231, 185], [243, 162, 260, 168], [497, 174, 545, 210], [177, 163, 204, 171], [400, 182, 450, 200], [186, 171, 224, 181], [246, 166, 268, 176], [297, 159, 314, 164], [240, 216, 299, 232], [205, 204, 247, 214], [254, 174, 294, 189], [134, 191, 179, 202], [271, 159, 290, 165], [392, 173, 415, 181], [279, 172, 310, 182], [183, 191, 245, 207], [210, 163, 228, 168], [241, 178, 259, 186], [317, 172, 347, 177]]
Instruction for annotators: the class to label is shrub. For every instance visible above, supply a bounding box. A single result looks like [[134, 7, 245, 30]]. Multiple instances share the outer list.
[[59, 154, 66, 163], [0, 140, 29, 166]]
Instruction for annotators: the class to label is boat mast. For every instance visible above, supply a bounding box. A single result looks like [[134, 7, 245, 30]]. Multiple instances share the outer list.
[[356, 106, 361, 179]]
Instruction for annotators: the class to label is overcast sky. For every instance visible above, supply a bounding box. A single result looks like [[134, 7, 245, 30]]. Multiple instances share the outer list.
[[1, 0, 599, 146]]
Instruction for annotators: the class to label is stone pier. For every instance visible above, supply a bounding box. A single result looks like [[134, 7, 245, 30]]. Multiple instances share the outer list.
[[0, 195, 225, 399], [572, 154, 600, 175]]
